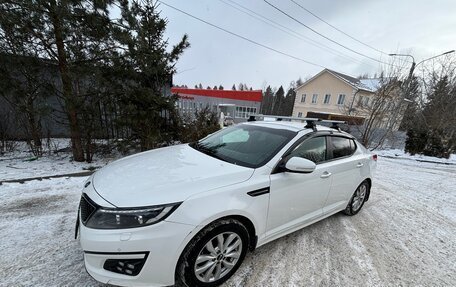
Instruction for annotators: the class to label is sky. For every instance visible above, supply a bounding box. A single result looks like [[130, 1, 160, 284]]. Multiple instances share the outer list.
[[154, 0, 456, 89]]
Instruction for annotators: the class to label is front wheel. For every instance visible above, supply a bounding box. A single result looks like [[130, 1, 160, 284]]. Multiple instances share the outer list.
[[175, 219, 249, 287], [344, 180, 369, 216]]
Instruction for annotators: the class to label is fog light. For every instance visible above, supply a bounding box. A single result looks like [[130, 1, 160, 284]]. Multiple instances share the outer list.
[[103, 256, 148, 276]]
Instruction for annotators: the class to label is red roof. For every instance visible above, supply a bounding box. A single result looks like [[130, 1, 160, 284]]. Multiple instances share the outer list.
[[171, 87, 262, 102]]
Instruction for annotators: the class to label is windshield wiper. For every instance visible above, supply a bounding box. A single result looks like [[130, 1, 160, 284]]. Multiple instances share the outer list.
[[190, 141, 229, 163]]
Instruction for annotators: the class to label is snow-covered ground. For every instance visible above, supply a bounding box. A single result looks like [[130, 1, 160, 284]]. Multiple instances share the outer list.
[[0, 140, 117, 181], [0, 153, 455, 286], [376, 148, 456, 165]]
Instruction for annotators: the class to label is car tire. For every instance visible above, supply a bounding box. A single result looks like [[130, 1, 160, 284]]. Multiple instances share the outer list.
[[175, 219, 249, 287], [344, 180, 369, 216]]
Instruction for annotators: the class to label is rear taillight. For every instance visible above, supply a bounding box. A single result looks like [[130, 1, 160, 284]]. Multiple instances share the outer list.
[[372, 154, 378, 161]]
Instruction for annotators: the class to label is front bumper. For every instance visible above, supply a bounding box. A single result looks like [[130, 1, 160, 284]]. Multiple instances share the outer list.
[[80, 219, 196, 286]]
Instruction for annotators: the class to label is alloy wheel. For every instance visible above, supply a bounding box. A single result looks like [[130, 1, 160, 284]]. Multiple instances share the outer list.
[[352, 183, 367, 211], [194, 232, 243, 283]]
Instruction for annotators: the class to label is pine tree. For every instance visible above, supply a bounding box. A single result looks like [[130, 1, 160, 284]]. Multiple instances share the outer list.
[[112, 0, 189, 150], [231, 84, 236, 90], [284, 87, 297, 116], [198, 83, 203, 89], [0, 0, 115, 161], [213, 85, 218, 90], [272, 86, 285, 115], [218, 85, 224, 90], [0, 54, 53, 156], [421, 76, 455, 157], [261, 86, 274, 114]]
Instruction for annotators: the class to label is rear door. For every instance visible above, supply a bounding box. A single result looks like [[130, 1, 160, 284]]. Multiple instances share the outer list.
[[322, 136, 366, 214]]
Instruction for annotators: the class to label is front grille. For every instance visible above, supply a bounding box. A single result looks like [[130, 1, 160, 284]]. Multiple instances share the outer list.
[[79, 194, 96, 224], [103, 256, 148, 276]]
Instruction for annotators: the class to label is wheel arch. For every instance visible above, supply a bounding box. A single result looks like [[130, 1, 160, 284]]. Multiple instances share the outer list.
[[174, 214, 258, 281]]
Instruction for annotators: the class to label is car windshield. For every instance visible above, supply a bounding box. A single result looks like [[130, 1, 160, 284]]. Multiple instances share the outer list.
[[190, 124, 297, 168]]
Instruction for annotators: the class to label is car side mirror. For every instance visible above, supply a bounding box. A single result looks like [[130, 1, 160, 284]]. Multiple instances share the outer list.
[[285, 157, 316, 173]]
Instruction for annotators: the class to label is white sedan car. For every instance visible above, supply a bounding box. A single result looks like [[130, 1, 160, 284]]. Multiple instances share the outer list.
[[78, 120, 377, 287]]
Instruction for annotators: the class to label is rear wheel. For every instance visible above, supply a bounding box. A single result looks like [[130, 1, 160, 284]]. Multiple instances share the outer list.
[[175, 219, 249, 287], [344, 181, 369, 215]]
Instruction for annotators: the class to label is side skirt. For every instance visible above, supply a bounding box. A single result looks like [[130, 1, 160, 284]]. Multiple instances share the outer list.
[[256, 208, 345, 248]]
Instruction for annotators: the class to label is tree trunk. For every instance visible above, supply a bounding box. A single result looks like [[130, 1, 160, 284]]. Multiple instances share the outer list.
[[26, 97, 42, 156], [49, 2, 84, 161]]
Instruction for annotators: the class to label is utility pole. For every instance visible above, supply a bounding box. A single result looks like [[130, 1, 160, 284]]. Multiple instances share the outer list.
[[388, 50, 455, 129], [389, 50, 455, 101]]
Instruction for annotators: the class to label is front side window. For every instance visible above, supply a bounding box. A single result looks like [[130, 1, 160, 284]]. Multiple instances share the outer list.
[[324, 94, 331, 104], [301, 94, 306, 103], [297, 112, 303, 118], [288, 136, 327, 164], [337, 94, 346, 105], [312, 94, 318, 104], [330, 137, 355, 159], [191, 124, 297, 168]]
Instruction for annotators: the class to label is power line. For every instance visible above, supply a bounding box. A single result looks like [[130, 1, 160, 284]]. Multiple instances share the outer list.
[[263, 0, 394, 67], [289, 0, 388, 56], [220, 0, 377, 69], [157, 0, 324, 68]]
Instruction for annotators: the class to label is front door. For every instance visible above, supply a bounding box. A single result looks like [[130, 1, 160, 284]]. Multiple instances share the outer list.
[[266, 136, 332, 238]]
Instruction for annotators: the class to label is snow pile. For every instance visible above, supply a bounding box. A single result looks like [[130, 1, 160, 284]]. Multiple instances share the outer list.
[[376, 148, 456, 165]]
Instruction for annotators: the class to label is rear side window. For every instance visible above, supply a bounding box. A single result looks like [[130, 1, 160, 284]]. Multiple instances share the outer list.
[[330, 137, 355, 159], [289, 136, 327, 164]]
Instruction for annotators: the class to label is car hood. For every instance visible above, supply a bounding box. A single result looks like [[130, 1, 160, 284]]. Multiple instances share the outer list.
[[92, 144, 254, 207]]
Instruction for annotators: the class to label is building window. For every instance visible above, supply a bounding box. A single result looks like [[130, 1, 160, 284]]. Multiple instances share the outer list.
[[337, 94, 346, 105], [357, 96, 364, 107], [324, 94, 331, 104], [312, 94, 318, 104], [301, 94, 306, 103], [235, 106, 257, 118], [298, 112, 303, 118]]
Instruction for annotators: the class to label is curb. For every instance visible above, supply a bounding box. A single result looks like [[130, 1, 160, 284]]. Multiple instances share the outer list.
[[379, 155, 456, 166], [0, 170, 94, 185]]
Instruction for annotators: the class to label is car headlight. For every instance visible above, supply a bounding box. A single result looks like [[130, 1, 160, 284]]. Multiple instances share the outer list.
[[85, 203, 181, 229]]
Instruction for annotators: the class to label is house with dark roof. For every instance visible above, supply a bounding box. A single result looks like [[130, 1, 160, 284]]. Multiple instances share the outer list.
[[292, 69, 384, 122]]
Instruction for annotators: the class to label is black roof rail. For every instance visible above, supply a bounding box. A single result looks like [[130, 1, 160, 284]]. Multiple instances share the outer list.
[[305, 119, 319, 131], [246, 114, 345, 131]]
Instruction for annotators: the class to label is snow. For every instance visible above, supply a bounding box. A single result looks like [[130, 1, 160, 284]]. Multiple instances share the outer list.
[[359, 78, 382, 92], [0, 177, 97, 286], [0, 139, 117, 181], [0, 152, 455, 286], [376, 148, 456, 165]]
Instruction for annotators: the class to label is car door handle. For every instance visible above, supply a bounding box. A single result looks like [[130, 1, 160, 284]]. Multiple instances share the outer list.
[[356, 163, 364, 168], [320, 171, 332, 178]]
